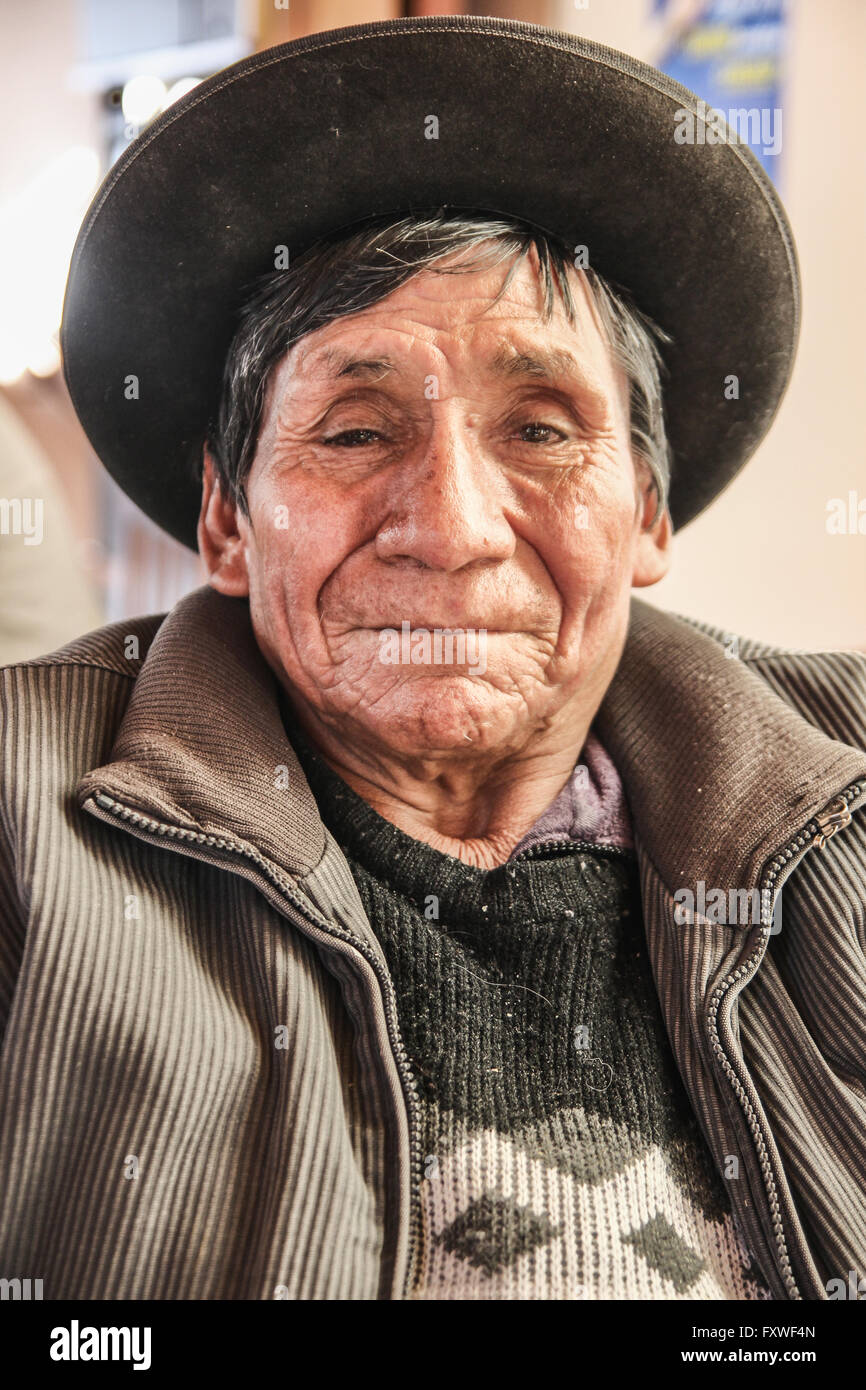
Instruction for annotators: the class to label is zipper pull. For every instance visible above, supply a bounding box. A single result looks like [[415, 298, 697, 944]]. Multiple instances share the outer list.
[[812, 795, 852, 850]]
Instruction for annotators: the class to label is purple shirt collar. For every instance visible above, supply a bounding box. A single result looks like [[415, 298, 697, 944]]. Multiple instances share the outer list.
[[509, 730, 633, 860]]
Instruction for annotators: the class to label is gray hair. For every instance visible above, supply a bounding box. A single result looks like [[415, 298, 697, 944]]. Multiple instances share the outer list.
[[206, 211, 672, 526]]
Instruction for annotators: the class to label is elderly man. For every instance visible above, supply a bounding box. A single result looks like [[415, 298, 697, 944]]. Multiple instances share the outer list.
[[1, 17, 864, 1304]]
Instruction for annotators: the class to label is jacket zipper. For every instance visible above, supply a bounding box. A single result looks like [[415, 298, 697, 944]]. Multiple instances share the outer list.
[[91, 791, 425, 1300], [705, 782, 862, 1301]]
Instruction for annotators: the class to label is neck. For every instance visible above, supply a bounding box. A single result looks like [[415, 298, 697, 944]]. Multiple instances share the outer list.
[[280, 695, 592, 869]]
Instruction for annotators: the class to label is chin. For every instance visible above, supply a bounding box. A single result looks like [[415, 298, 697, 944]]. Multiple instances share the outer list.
[[358, 672, 521, 756]]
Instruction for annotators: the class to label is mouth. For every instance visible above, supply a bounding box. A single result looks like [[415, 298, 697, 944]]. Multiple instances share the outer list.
[[354, 624, 504, 634]]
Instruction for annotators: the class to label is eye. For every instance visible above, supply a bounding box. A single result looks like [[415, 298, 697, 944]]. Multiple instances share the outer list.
[[516, 421, 568, 444], [321, 428, 385, 447]]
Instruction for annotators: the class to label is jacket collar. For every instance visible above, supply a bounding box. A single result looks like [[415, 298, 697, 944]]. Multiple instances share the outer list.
[[595, 599, 865, 892], [78, 586, 327, 877], [79, 585, 866, 898]]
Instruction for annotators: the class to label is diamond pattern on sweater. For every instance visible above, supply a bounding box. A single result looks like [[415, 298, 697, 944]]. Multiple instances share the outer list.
[[436, 1193, 562, 1275], [623, 1213, 705, 1294], [412, 1114, 773, 1300]]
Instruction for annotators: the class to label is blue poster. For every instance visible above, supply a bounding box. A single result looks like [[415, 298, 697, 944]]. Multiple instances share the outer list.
[[655, 0, 787, 185]]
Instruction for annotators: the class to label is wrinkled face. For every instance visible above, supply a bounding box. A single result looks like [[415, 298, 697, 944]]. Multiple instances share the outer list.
[[203, 247, 670, 761]]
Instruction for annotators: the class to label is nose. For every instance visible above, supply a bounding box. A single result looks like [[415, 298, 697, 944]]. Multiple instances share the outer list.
[[375, 420, 515, 572]]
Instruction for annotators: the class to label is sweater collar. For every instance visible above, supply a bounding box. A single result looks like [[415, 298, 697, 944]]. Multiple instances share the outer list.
[[78, 584, 865, 899]]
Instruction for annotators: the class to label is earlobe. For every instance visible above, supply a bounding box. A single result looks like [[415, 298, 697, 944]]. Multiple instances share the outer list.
[[197, 450, 251, 597]]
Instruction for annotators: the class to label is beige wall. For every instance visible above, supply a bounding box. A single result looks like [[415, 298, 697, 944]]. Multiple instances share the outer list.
[[0, 0, 99, 203], [553, 0, 866, 650]]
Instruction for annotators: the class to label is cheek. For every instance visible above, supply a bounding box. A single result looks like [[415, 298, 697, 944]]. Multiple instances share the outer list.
[[528, 454, 640, 608], [244, 480, 369, 649]]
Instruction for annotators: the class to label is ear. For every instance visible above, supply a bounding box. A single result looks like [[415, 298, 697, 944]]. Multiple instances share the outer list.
[[198, 449, 251, 597], [631, 470, 674, 589]]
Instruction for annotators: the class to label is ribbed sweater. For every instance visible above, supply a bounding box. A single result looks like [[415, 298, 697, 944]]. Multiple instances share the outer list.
[[284, 713, 772, 1301]]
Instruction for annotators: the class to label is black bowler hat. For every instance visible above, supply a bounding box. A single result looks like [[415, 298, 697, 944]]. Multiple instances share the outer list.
[[60, 14, 799, 550]]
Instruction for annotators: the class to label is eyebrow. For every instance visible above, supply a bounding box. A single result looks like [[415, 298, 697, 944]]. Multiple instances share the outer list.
[[488, 343, 585, 381], [311, 341, 587, 386], [315, 348, 397, 380]]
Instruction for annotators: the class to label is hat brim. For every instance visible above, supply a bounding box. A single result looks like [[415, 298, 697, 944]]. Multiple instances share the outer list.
[[60, 14, 800, 549]]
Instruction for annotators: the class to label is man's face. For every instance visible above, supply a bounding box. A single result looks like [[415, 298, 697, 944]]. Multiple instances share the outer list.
[[201, 247, 671, 762]]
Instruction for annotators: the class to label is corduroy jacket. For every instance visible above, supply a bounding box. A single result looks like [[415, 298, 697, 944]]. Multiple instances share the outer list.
[[1, 585, 865, 1301]]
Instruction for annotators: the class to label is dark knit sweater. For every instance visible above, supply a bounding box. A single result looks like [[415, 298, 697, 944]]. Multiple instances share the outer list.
[[283, 711, 771, 1301]]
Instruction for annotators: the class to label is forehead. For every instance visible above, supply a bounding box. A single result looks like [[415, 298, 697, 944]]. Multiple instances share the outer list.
[[283, 249, 617, 383]]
